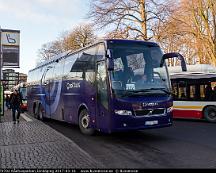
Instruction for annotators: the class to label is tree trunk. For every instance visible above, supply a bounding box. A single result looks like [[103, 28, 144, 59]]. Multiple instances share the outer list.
[[139, 0, 148, 40]]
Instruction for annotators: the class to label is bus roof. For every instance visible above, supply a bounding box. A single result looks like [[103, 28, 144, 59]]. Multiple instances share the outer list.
[[170, 73, 216, 79], [29, 39, 159, 72], [169, 64, 216, 79], [106, 39, 159, 47], [30, 40, 104, 72]]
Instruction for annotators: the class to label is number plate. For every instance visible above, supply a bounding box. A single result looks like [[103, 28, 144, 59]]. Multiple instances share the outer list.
[[126, 84, 135, 90], [145, 120, 158, 126]]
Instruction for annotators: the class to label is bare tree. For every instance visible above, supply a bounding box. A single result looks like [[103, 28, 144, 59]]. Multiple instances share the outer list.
[[89, 0, 172, 40], [191, 0, 216, 65], [38, 24, 96, 61], [37, 40, 63, 61], [105, 27, 130, 39], [156, 0, 216, 66], [62, 24, 96, 51]]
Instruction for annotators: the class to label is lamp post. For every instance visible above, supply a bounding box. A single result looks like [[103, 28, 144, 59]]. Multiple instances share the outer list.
[[0, 26, 2, 83], [0, 26, 2, 122]]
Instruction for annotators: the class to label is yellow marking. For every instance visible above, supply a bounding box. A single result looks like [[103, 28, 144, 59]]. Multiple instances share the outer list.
[[173, 105, 203, 110]]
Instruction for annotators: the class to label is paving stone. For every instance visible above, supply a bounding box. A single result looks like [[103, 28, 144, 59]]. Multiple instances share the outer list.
[[0, 110, 103, 169]]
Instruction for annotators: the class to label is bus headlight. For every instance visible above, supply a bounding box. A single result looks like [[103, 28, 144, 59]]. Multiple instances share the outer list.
[[167, 107, 173, 113], [115, 110, 132, 116]]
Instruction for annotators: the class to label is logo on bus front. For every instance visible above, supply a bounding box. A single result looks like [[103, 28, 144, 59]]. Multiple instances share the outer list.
[[143, 102, 159, 107]]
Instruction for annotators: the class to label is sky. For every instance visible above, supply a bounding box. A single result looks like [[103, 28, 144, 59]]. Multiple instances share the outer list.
[[0, 0, 91, 74]]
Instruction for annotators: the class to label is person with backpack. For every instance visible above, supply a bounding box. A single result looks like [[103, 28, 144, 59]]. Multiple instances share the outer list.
[[10, 89, 22, 124]]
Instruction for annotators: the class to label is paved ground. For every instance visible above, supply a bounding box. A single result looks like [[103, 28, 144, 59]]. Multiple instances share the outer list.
[[0, 107, 25, 123], [0, 110, 103, 169], [45, 118, 216, 168], [2, 107, 216, 169]]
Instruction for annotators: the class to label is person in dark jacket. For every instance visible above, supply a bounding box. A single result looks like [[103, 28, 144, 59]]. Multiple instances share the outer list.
[[205, 84, 212, 100], [10, 89, 22, 124]]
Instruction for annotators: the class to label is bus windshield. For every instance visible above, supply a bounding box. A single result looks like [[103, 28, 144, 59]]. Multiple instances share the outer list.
[[109, 44, 170, 96]]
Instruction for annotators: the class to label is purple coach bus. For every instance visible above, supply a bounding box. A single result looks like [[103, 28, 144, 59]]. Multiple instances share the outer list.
[[27, 39, 186, 135]]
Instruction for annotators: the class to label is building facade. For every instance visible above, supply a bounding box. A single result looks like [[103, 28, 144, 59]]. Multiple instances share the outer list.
[[2, 69, 27, 90], [19, 73, 27, 83]]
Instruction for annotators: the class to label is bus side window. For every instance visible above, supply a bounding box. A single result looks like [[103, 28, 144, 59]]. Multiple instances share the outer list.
[[172, 82, 178, 100], [200, 85, 207, 100], [97, 61, 108, 109], [62, 54, 78, 80], [70, 46, 97, 82], [44, 65, 54, 81], [54, 59, 64, 80], [96, 43, 105, 61], [178, 81, 187, 100], [82, 46, 98, 83], [189, 85, 196, 100]]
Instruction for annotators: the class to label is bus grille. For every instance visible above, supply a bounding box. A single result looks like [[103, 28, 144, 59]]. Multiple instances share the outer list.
[[134, 108, 165, 117]]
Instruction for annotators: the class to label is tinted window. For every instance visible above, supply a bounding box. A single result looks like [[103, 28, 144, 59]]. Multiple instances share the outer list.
[[63, 54, 78, 80], [70, 46, 97, 82], [44, 64, 55, 81], [109, 43, 170, 95], [53, 59, 64, 79], [96, 43, 105, 61], [97, 61, 108, 109], [189, 85, 196, 99]]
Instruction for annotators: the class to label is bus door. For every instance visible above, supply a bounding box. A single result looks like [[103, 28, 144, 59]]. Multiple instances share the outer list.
[[96, 61, 110, 131], [42, 66, 54, 118]]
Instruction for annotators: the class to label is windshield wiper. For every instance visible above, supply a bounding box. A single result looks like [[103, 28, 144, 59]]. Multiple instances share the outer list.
[[146, 88, 171, 95], [120, 90, 152, 97], [119, 88, 171, 97], [133, 88, 171, 95]]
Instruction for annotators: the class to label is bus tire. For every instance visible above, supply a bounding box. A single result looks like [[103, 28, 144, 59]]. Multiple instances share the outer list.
[[78, 109, 95, 135], [33, 103, 37, 117], [203, 106, 216, 123], [37, 104, 44, 121]]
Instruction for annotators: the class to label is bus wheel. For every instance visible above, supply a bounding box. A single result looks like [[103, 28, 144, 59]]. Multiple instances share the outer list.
[[79, 109, 95, 135], [37, 105, 44, 121], [204, 106, 216, 123], [33, 103, 37, 117]]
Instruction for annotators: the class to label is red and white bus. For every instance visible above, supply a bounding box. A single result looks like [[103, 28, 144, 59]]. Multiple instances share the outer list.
[[169, 64, 216, 123], [12, 83, 27, 112]]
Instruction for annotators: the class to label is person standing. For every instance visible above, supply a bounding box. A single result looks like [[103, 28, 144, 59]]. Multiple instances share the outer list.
[[10, 89, 22, 124], [205, 84, 212, 100], [5, 94, 11, 109]]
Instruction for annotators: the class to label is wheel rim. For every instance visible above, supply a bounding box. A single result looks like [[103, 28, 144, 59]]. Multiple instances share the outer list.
[[81, 114, 89, 129], [208, 110, 216, 119], [40, 111, 42, 119], [39, 109, 43, 120]]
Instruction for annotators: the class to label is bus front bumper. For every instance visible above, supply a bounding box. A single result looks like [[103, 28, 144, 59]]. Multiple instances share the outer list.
[[110, 114, 172, 132]]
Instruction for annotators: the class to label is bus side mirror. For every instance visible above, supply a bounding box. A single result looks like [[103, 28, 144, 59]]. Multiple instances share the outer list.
[[106, 49, 114, 71], [106, 49, 111, 58], [107, 58, 114, 71], [160, 52, 187, 71]]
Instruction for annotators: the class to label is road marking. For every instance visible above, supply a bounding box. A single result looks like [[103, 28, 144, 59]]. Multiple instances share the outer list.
[[21, 113, 33, 122]]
